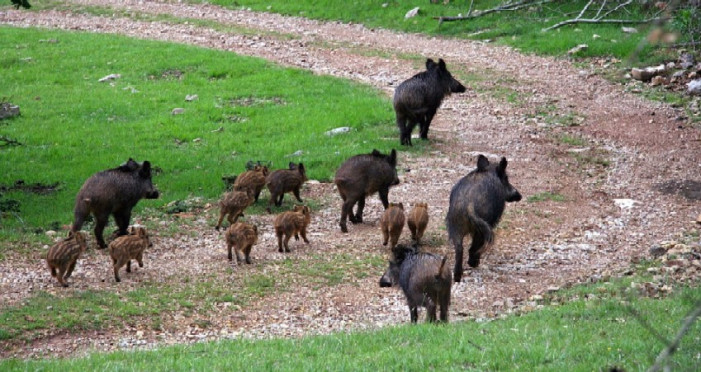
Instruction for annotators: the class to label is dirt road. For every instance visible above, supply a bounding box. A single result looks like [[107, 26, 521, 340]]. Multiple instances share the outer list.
[[1, 0, 699, 358]]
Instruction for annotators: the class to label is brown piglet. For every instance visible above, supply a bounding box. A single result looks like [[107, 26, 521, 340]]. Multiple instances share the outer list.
[[273, 205, 311, 253], [109, 226, 152, 282], [216, 189, 254, 231], [46, 231, 88, 287], [380, 202, 405, 249], [407, 203, 429, 244], [225, 222, 258, 264]]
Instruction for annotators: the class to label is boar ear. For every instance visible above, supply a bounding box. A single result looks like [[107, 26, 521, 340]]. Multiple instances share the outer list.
[[425, 58, 436, 70], [499, 157, 508, 172], [389, 149, 397, 167], [438, 58, 447, 71], [476, 154, 489, 171], [139, 161, 152, 178], [298, 163, 305, 174], [371, 149, 381, 156]]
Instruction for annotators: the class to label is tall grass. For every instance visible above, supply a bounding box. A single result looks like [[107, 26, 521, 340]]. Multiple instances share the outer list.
[[0, 26, 396, 241]]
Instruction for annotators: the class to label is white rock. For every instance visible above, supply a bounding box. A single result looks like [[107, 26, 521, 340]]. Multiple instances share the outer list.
[[185, 94, 198, 102], [325, 127, 351, 136], [687, 79, 701, 96], [405, 7, 420, 19], [621, 27, 638, 33], [172, 108, 185, 115], [613, 198, 637, 209], [98, 73, 121, 82]]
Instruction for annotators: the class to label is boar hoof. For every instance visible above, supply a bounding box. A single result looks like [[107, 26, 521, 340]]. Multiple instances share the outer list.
[[340, 224, 348, 233]]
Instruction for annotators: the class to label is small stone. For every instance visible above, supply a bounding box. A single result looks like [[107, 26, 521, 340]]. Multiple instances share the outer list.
[[98, 73, 121, 82], [567, 44, 588, 56], [621, 27, 638, 33], [546, 286, 560, 293], [688, 79, 701, 96], [185, 94, 198, 102], [650, 75, 668, 86], [405, 7, 419, 19], [172, 108, 185, 115], [696, 214, 701, 224]]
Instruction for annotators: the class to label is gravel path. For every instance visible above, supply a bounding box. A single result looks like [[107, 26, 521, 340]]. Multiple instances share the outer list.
[[1, 0, 700, 359]]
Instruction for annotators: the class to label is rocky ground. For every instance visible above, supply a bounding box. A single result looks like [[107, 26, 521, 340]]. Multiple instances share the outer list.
[[1, 0, 700, 359]]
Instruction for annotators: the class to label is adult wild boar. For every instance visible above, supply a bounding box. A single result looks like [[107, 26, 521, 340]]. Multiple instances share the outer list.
[[445, 155, 521, 282], [393, 58, 466, 146], [72, 159, 159, 248], [334, 149, 400, 233], [379, 243, 452, 323]]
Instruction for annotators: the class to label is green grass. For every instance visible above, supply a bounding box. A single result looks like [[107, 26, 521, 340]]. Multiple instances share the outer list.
[[527, 191, 566, 203], [2, 279, 699, 371], [0, 26, 397, 246], [186, 0, 670, 64]]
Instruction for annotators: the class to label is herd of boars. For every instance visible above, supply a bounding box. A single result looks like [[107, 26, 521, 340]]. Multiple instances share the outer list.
[[47, 59, 523, 323]]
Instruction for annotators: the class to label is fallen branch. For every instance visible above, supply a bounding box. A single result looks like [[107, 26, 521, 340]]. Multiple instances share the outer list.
[[543, 16, 666, 31], [435, 0, 555, 24], [647, 300, 701, 372]]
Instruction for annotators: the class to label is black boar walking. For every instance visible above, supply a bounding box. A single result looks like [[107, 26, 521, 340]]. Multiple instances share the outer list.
[[379, 244, 452, 323], [445, 155, 521, 282], [334, 149, 400, 233], [393, 58, 466, 146], [72, 159, 159, 249]]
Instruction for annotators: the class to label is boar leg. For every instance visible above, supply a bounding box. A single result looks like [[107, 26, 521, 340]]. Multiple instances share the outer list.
[[425, 298, 437, 323], [227, 242, 234, 261], [50, 265, 57, 277], [136, 252, 144, 268], [93, 212, 110, 249], [215, 210, 227, 231], [378, 189, 390, 210], [409, 305, 418, 323], [438, 293, 450, 323], [283, 234, 292, 253], [243, 244, 252, 264], [277, 232, 284, 253], [381, 227, 389, 246], [113, 209, 131, 237], [420, 109, 436, 140], [126, 260, 132, 273], [453, 238, 465, 283], [64, 259, 77, 279], [57, 266, 68, 287], [353, 197, 365, 223], [113, 263, 122, 282], [300, 227, 309, 244], [340, 199, 356, 232], [293, 188, 303, 203]]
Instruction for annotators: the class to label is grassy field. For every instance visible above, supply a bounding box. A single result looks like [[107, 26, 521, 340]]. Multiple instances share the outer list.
[[2, 274, 699, 371], [191, 0, 675, 64], [0, 26, 398, 247]]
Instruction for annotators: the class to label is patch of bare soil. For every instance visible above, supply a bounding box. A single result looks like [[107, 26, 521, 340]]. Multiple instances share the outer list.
[[1, 0, 700, 359]]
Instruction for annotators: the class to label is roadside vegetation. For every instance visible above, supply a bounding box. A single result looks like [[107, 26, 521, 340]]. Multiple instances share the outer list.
[[2, 271, 699, 371]]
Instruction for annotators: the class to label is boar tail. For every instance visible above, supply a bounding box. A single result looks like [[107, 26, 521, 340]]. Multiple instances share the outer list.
[[436, 256, 448, 280], [467, 204, 493, 246]]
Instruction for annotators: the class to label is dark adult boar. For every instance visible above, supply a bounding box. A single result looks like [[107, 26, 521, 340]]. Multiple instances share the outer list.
[[380, 202, 405, 249], [334, 149, 400, 233], [72, 159, 159, 249], [379, 244, 452, 323], [266, 162, 307, 212], [393, 58, 466, 146], [445, 155, 521, 282]]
